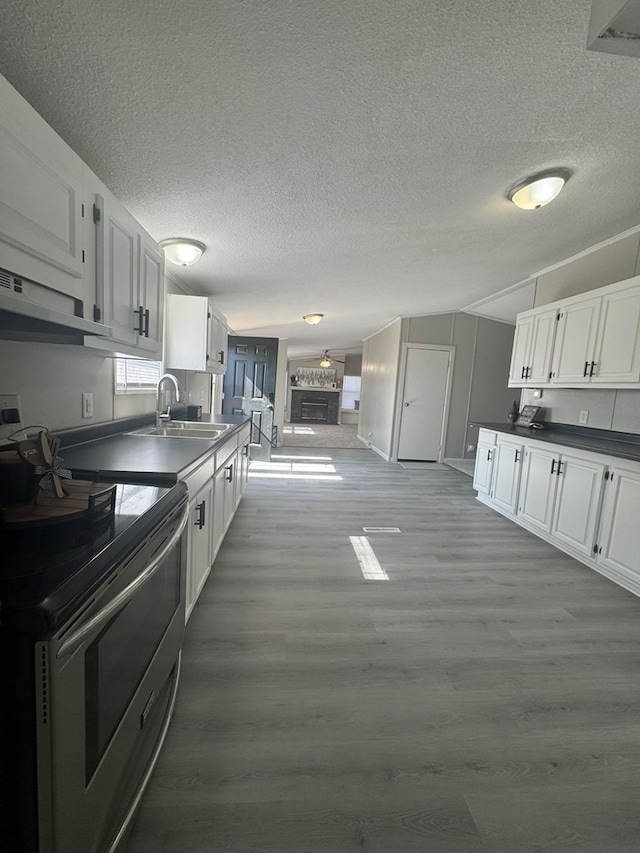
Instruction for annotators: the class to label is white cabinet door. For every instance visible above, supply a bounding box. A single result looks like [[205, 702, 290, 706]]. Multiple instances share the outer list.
[[186, 480, 214, 621], [551, 296, 601, 385], [165, 295, 227, 373], [212, 464, 227, 560], [473, 442, 495, 495], [223, 453, 237, 527], [551, 452, 605, 558], [491, 439, 524, 515], [97, 194, 139, 346], [95, 191, 164, 355], [518, 445, 558, 533], [0, 75, 84, 299], [137, 232, 164, 354], [208, 310, 229, 373], [528, 308, 558, 385], [596, 463, 640, 580], [591, 283, 640, 384], [508, 315, 534, 386]]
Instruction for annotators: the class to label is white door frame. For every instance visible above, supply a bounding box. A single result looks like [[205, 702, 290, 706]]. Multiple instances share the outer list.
[[392, 343, 456, 463]]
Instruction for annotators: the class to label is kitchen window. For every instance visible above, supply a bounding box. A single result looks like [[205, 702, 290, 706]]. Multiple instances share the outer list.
[[115, 358, 163, 393]]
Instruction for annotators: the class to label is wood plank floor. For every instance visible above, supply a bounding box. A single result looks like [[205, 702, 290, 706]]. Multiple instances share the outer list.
[[125, 448, 640, 853]]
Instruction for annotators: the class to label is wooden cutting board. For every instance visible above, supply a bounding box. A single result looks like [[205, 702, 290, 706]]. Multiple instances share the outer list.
[[0, 481, 116, 528]]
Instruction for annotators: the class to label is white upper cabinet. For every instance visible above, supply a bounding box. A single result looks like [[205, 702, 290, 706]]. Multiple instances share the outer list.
[[550, 295, 601, 385], [165, 294, 228, 374], [509, 306, 557, 386], [510, 276, 640, 389], [90, 186, 164, 357], [0, 71, 164, 351], [590, 282, 640, 384], [0, 74, 86, 307]]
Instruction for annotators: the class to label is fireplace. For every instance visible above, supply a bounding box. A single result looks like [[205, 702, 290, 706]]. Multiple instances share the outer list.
[[290, 389, 339, 424], [301, 399, 329, 422]]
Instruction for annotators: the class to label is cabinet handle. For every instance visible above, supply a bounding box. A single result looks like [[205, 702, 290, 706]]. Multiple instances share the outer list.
[[219, 350, 225, 365], [551, 459, 556, 475], [514, 449, 520, 462], [525, 367, 531, 380], [583, 361, 589, 377], [557, 461, 563, 476], [195, 500, 206, 529], [243, 444, 249, 457], [487, 449, 492, 461], [143, 308, 150, 337], [226, 464, 234, 482], [133, 305, 145, 333], [521, 366, 526, 379], [589, 361, 596, 377]]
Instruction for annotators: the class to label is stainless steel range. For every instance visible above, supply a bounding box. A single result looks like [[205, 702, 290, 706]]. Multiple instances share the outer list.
[[0, 480, 189, 853]]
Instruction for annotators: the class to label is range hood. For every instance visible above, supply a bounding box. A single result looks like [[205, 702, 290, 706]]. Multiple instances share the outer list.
[[0, 267, 111, 344]]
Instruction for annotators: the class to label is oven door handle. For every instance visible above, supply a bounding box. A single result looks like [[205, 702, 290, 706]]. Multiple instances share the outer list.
[[57, 503, 189, 660]]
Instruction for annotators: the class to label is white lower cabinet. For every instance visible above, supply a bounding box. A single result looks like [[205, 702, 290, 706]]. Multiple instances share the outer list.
[[595, 462, 640, 587], [474, 431, 640, 599], [183, 423, 251, 622], [518, 445, 558, 532], [490, 438, 524, 515], [186, 479, 214, 621], [550, 452, 605, 559], [473, 431, 496, 495]]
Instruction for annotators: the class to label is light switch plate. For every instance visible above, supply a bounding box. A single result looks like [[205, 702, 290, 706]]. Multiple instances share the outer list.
[[0, 394, 23, 441], [579, 410, 589, 425]]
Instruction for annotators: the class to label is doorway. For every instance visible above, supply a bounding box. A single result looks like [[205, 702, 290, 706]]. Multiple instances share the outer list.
[[397, 344, 454, 461]]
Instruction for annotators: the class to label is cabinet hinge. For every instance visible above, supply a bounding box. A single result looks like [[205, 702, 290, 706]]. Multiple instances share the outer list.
[[93, 204, 101, 224], [93, 305, 101, 322]]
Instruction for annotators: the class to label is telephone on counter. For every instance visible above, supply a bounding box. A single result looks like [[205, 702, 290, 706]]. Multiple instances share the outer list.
[[515, 405, 542, 428]]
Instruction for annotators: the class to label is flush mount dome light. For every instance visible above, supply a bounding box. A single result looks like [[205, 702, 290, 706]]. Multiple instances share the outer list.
[[507, 169, 571, 210], [303, 313, 324, 325], [159, 239, 206, 266]]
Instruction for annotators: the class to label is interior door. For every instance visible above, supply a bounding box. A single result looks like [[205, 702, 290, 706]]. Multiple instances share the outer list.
[[223, 336, 279, 445], [397, 346, 451, 461]]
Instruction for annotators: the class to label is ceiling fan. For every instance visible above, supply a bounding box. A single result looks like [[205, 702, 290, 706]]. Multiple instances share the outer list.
[[319, 350, 345, 367]]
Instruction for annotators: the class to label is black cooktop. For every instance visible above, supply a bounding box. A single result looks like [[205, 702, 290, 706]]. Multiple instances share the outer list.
[[0, 480, 187, 633]]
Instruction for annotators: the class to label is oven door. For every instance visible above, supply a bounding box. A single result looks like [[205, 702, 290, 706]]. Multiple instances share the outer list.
[[35, 499, 189, 853]]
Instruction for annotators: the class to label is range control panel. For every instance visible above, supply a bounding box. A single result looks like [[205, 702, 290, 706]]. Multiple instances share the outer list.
[[0, 394, 23, 442]]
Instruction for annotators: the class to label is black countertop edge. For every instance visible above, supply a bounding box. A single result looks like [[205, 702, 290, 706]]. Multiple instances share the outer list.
[[473, 421, 640, 462]]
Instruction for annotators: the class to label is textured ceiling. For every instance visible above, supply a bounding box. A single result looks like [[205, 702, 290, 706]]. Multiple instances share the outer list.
[[1, 1, 640, 356]]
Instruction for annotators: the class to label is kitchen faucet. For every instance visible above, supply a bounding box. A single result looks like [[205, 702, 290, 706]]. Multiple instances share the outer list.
[[156, 373, 181, 426]]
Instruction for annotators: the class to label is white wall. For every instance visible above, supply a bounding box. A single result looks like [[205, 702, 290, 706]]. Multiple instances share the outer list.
[[359, 320, 403, 458]]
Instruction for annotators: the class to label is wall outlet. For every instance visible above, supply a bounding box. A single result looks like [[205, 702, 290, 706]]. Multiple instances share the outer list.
[[579, 410, 589, 425], [467, 444, 475, 452], [0, 394, 23, 440], [82, 392, 94, 419], [532, 388, 543, 399]]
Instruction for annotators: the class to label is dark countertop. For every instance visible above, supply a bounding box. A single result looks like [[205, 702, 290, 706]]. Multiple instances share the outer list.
[[59, 414, 250, 485], [474, 422, 640, 463]]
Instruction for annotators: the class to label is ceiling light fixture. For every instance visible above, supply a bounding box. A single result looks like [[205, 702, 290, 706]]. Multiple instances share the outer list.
[[319, 350, 332, 367], [303, 313, 324, 325], [507, 169, 571, 210], [159, 239, 206, 266]]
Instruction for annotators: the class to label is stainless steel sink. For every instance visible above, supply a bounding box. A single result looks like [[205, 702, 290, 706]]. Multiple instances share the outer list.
[[128, 421, 231, 439]]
